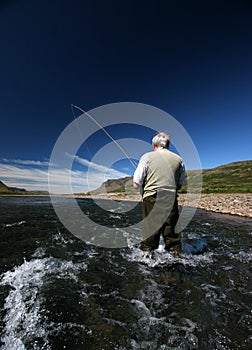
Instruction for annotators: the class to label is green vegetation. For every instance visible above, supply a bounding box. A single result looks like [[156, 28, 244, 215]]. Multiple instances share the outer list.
[[109, 188, 126, 193], [180, 160, 252, 194], [0, 181, 11, 193], [0, 181, 49, 196], [0, 180, 28, 194]]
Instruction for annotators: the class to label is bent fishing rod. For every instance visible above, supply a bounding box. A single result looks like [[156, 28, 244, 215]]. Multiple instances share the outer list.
[[71, 104, 138, 169]]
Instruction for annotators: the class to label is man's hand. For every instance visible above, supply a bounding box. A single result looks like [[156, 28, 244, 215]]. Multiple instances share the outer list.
[[133, 182, 139, 189]]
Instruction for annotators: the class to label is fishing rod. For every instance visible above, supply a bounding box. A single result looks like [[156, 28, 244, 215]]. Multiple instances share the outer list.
[[71, 104, 138, 169]]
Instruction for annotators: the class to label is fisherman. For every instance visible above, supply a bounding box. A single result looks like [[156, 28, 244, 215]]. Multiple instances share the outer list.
[[133, 132, 186, 253]]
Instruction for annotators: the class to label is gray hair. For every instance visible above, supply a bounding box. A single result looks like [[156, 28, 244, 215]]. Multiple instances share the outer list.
[[152, 132, 170, 148]]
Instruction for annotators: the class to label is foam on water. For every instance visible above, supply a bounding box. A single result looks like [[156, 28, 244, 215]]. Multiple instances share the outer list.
[[0, 257, 87, 349], [126, 270, 199, 349], [2, 221, 26, 228], [51, 230, 75, 245], [121, 224, 215, 268], [229, 250, 252, 263], [124, 243, 214, 268], [0, 258, 51, 349]]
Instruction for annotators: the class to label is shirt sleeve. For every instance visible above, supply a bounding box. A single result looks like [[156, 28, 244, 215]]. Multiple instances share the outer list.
[[133, 154, 149, 186]]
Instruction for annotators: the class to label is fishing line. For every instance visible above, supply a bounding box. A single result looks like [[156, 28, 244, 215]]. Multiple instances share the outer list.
[[71, 104, 138, 169], [71, 104, 93, 161]]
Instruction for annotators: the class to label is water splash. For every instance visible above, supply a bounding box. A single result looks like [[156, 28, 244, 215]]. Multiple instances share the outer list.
[[0, 257, 87, 349], [124, 243, 214, 268], [0, 258, 51, 349]]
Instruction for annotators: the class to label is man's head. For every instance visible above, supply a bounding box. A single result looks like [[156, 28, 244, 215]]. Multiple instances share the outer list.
[[152, 132, 170, 149]]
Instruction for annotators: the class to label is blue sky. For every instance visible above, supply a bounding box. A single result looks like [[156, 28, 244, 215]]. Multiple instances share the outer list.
[[0, 0, 251, 193]]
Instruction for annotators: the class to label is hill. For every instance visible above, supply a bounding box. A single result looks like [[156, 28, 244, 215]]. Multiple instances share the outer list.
[[183, 160, 252, 193], [0, 181, 10, 193], [0, 181, 27, 194], [89, 176, 133, 195], [0, 181, 49, 195], [88, 160, 252, 195]]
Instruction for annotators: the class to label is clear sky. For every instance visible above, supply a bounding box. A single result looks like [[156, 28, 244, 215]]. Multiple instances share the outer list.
[[0, 0, 251, 193]]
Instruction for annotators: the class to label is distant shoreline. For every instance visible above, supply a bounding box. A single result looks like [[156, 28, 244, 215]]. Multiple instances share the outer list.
[[1, 192, 251, 218]]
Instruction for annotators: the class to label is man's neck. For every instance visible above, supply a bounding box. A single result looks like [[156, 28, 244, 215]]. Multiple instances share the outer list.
[[154, 146, 167, 151]]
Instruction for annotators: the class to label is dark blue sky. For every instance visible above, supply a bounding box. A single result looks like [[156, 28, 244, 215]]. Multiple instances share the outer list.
[[1, 0, 252, 191]]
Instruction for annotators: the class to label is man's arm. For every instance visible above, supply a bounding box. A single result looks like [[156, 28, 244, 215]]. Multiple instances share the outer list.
[[132, 154, 148, 191]]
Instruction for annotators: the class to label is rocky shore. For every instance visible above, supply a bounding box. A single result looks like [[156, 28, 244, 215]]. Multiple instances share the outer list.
[[178, 193, 252, 218]]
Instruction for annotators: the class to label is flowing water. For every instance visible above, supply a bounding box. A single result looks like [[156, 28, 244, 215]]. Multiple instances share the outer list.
[[0, 196, 251, 350]]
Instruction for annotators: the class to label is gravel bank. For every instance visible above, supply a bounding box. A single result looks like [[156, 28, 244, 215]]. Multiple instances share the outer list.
[[178, 193, 252, 218]]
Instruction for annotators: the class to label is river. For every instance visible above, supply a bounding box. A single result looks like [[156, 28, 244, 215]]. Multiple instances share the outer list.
[[0, 196, 251, 349]]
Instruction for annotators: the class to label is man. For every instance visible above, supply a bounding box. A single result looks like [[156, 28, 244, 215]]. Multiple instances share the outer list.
[[133, 132, 185, 253]]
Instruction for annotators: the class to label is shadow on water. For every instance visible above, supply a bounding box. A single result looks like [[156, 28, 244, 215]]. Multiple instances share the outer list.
[[0, 196, 251, 349]]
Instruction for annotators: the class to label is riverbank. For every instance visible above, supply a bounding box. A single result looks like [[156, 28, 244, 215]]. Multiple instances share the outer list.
[[179, 193, 251, 218], [77, 193, 252, 218]]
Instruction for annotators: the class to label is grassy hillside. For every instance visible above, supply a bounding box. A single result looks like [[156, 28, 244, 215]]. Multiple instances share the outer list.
[[0, 181, 10, 193], [0, 181, 27, 194], [0, 181, 48, 195], [183, 160, 252, 193]]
